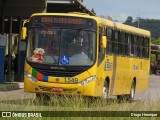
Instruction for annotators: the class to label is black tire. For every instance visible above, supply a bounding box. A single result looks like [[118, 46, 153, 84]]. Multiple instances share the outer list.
[[102, 81, 109, 100], [117, 81, 136, 103], [126, 81, 136, 102], [117, 95, 125, 102]]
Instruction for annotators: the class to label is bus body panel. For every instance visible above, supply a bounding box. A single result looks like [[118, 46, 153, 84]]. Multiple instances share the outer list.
[[24, 61, 104, 97], [24, 73, 99, 96], [105, 55, 150, 96]]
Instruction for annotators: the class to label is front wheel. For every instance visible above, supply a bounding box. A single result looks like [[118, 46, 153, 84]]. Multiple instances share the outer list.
[[102, 81, 109, 100]]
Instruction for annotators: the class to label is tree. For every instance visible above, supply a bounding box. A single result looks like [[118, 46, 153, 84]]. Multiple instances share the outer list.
[[91, 8, 96, 15], [152, 38, 160, 45], [124, 17, 160, 38], [126, 16, 133, 23]]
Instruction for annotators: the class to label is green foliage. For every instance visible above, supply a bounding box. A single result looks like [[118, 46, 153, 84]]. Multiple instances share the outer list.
[[124, 17, 160, 39], [151, 54, 156, 64], [91, 8, 96, 15], [125, 16, 133, 23], [151, 38, 160, 45], [1, 94, 160, 119]]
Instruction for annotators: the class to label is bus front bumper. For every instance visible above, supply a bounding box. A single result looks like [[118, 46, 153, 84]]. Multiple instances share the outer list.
[[24, 76, 97, 97]]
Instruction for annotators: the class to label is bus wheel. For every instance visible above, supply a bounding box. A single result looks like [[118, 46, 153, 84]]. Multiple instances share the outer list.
[[127, 81, 136, 102], [117, 81, 136, 103], [117, 95, 125, 103], [102, 81, 109, 100]]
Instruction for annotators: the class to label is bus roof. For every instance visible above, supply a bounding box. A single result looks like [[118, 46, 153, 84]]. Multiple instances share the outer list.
[[31, 13, 151, 37], [97, 17, 151, 37]]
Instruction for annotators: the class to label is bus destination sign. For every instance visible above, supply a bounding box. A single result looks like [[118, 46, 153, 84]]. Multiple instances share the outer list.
[[41, 17, 86, 25], [30, 16, 97, 30]]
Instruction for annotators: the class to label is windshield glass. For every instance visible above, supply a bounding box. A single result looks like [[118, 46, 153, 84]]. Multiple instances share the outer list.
[[26, 28, 96, 66]]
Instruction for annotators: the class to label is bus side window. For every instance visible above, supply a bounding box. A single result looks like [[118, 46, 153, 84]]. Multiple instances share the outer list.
[[131, 34, 135, 57], [136, 35, 141, 58], [136, 36, 144, 58], [117, 31, 121, 55], [114, 30, 119, 54], [125, 33, 129, 56], [120, 31, 126, 56], [134, 35, 138, 57], [142, 37, 145, 58], [127, 33, 131, 56], [144, 37, 149, 58], [139, 36, 143, 58], [106, 28, 113, 54]]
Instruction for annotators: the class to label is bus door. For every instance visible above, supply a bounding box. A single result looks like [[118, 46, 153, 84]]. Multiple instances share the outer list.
[[95, 27, 106, 96]]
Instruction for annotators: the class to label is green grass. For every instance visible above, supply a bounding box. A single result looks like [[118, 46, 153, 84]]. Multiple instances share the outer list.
[[0, 94, 160, 119]]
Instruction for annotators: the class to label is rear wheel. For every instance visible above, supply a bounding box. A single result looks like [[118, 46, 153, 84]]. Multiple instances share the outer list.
[[117, 80, 136, 103], [117, 95, 125, 102], [126, 81, 136, 102]]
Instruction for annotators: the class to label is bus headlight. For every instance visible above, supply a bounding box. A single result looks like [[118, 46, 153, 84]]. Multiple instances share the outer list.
[[24, 71, 38, 82], [78, 76, 96, 86]]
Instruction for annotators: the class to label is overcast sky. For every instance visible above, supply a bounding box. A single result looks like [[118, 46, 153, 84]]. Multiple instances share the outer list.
[[83, 0, 160, 22]]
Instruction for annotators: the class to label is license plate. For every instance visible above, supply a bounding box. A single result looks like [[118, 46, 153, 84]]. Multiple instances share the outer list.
[[52, 87, 63, 92]]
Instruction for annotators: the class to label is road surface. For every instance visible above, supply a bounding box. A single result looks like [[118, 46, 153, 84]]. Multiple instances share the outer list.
[[135, 74, 160, 102]]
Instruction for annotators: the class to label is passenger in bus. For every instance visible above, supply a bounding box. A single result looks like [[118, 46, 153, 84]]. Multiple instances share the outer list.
[[70, 32, 93, 65]]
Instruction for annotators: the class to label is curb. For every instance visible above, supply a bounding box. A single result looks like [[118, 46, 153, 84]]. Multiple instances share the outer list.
[[0, 82, 24, 91]]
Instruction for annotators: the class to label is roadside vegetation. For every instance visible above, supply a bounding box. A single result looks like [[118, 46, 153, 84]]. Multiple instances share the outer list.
[[0, 94, 160, 119]]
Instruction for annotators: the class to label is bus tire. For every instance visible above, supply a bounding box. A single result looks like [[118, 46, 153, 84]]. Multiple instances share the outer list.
[[127, 80, 136, 102], [117, 95, 126, 103], [102, 81, 109, 100], [117, 81, 136, 103]]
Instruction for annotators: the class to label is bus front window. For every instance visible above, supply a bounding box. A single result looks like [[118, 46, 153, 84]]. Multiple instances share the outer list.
[[27, 29, 60, 64], [60, 29, 96, 66], [26, 28, 96, 66]]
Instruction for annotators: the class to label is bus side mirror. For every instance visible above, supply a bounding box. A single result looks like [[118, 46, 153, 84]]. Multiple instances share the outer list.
[[21, 27, 27, 40], [101, 36, 107, 48]]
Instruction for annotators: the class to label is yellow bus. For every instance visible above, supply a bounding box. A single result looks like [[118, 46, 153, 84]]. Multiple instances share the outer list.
[[22, 13, 150, 101]]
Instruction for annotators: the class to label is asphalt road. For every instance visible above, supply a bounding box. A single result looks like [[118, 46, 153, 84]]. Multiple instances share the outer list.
[[135, 74, 160, 102], [0, 74, 159, 111]]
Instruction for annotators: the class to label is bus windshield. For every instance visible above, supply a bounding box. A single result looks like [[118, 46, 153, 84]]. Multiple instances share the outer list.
[[26, 28, 96, 66]]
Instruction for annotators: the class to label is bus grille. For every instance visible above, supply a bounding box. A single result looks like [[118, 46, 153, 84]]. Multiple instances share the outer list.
[[36, 68, 82, 77]]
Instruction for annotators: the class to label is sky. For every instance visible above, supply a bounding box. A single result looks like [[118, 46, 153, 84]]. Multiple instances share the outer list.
[[83, 0, 160, 22]]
